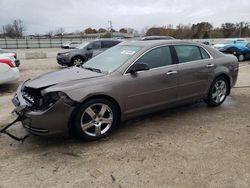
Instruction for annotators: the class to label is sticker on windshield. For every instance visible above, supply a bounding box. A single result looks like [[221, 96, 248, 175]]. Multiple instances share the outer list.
[[120, 50, 136, 55]]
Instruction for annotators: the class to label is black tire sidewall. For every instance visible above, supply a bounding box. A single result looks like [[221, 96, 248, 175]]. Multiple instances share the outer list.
[[238, 54, 245, 62], [74, 98, 118, 141], [71, 56, 84, 66], [207, 77, 229, 107]]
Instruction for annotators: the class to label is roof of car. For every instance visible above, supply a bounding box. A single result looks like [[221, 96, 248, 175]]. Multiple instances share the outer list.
[[140, 36, 175, 40], [119, 39, 202, 48], [232, 41, 249, 46], [94, 38, 122, 42]]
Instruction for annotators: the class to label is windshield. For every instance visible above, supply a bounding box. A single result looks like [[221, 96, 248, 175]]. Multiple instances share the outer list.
[[76, 42, 90, 49], [83, 45, 142, 73]]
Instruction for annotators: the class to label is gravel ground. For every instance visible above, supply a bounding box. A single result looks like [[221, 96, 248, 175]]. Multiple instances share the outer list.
[[0, 53, 250, 188]]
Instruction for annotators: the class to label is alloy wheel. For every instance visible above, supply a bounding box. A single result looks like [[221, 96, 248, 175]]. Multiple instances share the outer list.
[[238, 54, 244, 62], [73, 58, 83, 66], [80, 103, 113, 137], [211, 80, 227, 104]]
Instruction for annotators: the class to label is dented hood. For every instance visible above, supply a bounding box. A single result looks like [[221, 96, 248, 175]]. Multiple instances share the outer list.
[[25, 66, 104, 89]]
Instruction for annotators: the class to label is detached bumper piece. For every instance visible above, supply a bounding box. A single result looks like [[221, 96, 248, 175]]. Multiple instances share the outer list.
[[0, 116, 29, 142]]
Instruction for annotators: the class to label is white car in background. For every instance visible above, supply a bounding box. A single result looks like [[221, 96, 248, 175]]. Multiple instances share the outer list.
[[0, 55, 20, 84], [61, 41, 82, 49], [0, 48, 20, 67]]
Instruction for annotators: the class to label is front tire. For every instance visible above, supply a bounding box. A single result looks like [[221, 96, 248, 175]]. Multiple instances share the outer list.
[[205, 77, 229, 107], [74, 98, 118, 141], [71, 56, 85, 66]]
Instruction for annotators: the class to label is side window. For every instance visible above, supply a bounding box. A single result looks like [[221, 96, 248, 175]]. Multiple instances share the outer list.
[[136, 46, 172, 69], [101, 41, 113, 48], [174, 45, 202, 63], [112, 41, 121, 46], [247, 43, 250, 49], [90, 41, 101, 49], [200, 47, 210, 59]]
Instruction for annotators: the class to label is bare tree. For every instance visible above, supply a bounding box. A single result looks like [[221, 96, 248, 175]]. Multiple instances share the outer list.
[[2, 19, 25, 38], [126, 27, 134, 34], [46, 31, 54, 38], [119, 28, 128, 33], [13, 20, 25, 37], [54, 27, 65, 36]]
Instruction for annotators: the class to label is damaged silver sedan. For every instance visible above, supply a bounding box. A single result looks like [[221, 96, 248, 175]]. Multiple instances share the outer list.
[[11, 40, 238, 141]]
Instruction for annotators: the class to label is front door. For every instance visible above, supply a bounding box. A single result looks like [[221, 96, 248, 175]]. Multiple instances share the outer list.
[[124, 46, 179, 114]]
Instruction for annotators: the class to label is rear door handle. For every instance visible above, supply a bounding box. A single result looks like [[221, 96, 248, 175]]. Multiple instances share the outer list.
[[166, 70, 178, 75], [206, 63, 214, 68]]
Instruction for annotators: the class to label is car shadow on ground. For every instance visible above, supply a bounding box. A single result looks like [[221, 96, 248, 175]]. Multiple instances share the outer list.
[[2, 99, 224, 149]]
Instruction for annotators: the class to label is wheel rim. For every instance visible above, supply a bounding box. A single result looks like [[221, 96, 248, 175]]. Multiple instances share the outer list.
[[238, 54, 244, 61], [211, 80, 227, 104], [73, 58, 83, 66], [80, 103, 113, 137]]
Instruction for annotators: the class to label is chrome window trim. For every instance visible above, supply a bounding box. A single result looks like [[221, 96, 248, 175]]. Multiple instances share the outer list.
[[173, 44, 213, 61], [173, 45, 214, 65], [123, 43, 214, 75]]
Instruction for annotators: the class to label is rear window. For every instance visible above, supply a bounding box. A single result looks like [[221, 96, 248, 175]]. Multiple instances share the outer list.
[[174, 45, 202, 63], [112, 41, 121, 45]]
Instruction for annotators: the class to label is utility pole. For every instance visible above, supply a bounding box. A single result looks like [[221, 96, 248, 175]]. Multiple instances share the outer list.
[[239, 22, 243, 38], [108, 20, 113, 37]]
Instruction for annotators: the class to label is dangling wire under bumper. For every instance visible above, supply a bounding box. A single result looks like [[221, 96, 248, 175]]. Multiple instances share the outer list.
[[0, 116, 29, 142]]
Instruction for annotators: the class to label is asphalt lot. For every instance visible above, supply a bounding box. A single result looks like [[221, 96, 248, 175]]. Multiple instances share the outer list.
[[0, 51, 250, 188]]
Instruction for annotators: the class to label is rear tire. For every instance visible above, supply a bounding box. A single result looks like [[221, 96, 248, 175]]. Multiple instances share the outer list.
[[205, 77, 229, 107], [74, 98, 118, 141], [238, 54, 245, 62]]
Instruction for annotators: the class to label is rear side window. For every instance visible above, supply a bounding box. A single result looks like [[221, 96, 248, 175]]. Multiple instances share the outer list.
[[174, 45, 202, 63], [90, 41, 101, 49], [101, 41, 114, 48], [136, 46, 172, 69], [112, 41, 120, 46], [200, 47, 210, 59]]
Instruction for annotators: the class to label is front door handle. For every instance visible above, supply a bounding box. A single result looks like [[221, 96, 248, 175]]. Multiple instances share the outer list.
[[206, 63, 215, 68], [166, 70, 178, 75]]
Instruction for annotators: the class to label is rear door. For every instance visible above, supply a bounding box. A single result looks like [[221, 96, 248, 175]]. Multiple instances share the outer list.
[[124, 46, 179, 114], [174, 45, 214, 100]]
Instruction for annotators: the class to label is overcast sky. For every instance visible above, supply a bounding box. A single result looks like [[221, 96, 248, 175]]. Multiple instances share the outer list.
[[0, 0, 250, 34]]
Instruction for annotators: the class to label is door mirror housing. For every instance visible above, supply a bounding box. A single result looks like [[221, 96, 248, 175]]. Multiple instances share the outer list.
[[128, 62, 150, 74], [87, 46, 93, 51]]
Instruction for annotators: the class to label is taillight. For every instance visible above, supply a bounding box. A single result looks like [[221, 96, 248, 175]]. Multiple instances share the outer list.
[[0, 59, 16, 67]]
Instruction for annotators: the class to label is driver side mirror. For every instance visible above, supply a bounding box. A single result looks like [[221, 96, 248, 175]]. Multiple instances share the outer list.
[[87, 46, 93, 51], [128, 62, 150, 74]]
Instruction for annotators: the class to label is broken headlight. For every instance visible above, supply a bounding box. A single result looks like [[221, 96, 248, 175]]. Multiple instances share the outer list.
[[42, 91, 75, 108], [43, 92, 60, 108], [58, 91, 75, 105]]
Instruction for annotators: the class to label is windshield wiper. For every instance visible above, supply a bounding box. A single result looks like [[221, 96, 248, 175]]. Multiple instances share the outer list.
[[82, 66, 102, 73]]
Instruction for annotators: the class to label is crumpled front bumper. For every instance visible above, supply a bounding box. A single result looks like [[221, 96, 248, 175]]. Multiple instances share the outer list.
[[12, 84, 75, 136], [56, 55, 70, 66]]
